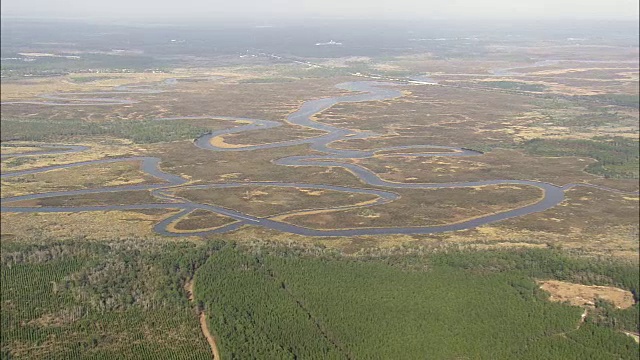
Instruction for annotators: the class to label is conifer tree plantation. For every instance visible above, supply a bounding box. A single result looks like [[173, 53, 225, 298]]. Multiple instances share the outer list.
[[2, 240, 638, 359]]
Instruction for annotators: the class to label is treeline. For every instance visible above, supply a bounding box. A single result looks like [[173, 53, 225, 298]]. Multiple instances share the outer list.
[[452, 136, 638, 180], [522, 137, 639, 179], [1, 53, 160, 79], [481, 80, 547, 92], [1, 118, 207, 144], [590, 299, 640, 334], [420, 248, 639, 295], [584, 94, 640, 108]]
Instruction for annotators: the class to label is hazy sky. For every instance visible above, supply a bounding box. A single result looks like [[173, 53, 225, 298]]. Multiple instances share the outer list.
[[2, 0, 639, 21]]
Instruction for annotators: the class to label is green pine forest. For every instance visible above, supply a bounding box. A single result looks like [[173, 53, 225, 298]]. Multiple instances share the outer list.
[[2, 239, 638, 359]]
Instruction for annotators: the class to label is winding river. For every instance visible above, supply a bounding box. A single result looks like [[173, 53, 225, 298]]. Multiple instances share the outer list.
[[1, 79, 634, 237]]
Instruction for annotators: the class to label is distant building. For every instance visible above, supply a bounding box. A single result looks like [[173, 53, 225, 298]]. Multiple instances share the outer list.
[[315, 40, 343, 46]]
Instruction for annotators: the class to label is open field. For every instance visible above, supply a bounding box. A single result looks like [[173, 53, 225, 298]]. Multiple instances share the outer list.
[[0, 145, 53, 155], [0, 210, 182, 241], [501, 187, 639, 235], [1, 161, 160, 198], [170, 210, 237, 232], [175, 185, 379, 218], [141, 142, 364, 186], [0, 142, 140, 172], [282, 184, 542, 229], [1, 74, 353, 123], [219, 125, 325, 146], [0, 72, 183, 101], [354, 149, 639, 190]]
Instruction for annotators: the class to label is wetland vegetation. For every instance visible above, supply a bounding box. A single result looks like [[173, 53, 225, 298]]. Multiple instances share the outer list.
[[522, 137, 640, 179], [1, 118, 208, 144]]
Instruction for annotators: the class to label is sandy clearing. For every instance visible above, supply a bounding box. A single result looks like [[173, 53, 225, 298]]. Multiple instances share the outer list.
[[538, 280, 635, 309]]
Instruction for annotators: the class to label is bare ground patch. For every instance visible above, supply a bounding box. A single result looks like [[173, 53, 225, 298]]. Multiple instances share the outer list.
[[538, 280, 635, 309]]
